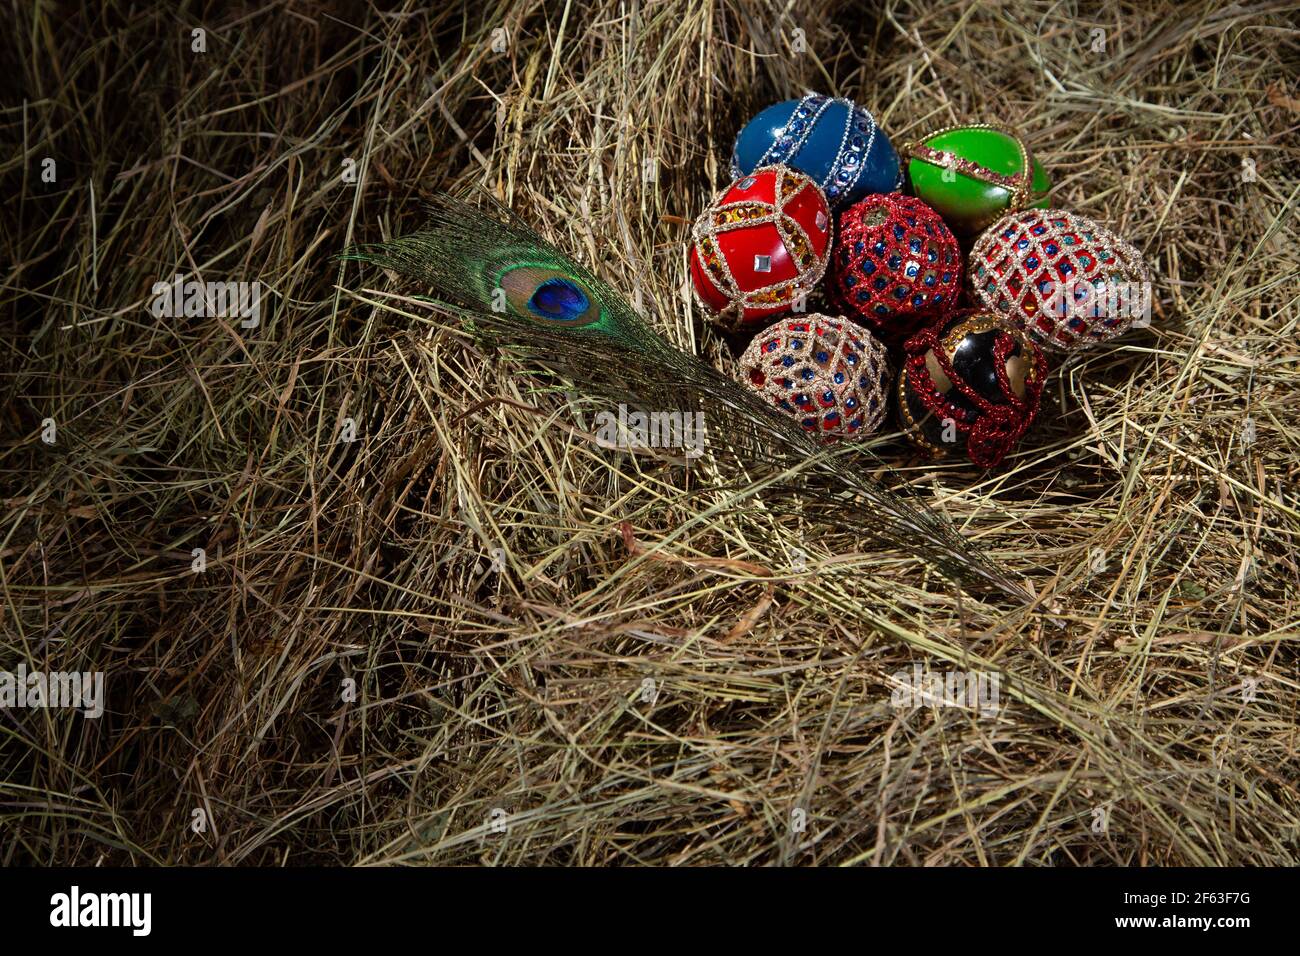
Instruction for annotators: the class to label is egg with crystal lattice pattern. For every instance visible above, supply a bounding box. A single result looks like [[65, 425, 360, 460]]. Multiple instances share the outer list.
[[739, 314, 892, 440], [731, 94, 902, 209], [968, 208, 1152, 352], [897, 309, 1048, 468], [830, 193, 962, 347], [690, 165, 831, 329]]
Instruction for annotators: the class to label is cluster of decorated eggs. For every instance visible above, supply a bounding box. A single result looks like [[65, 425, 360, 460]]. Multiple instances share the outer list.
[[688, 94, 1152, 467]]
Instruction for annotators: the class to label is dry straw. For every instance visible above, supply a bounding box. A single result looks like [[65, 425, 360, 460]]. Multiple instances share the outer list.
[[1, 0, 1297, 866]]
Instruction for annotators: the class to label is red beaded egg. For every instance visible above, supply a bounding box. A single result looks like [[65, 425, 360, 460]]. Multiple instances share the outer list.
[[896, 309, 1048, 468], [969, 208, 1152, 352], [737, 314, 891, 440], [690, 165, 831, 329], [829, 193, 961, 347]]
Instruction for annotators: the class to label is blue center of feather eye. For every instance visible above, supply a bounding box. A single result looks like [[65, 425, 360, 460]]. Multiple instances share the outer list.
[[528, 278, 589, 321]]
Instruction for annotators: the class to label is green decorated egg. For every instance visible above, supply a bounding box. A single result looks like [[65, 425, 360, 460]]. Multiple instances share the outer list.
[[903, 125, 1050, 236]]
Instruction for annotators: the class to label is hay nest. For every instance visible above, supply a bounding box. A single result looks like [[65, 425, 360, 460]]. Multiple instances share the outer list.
[[2, 0, 1297, 865]]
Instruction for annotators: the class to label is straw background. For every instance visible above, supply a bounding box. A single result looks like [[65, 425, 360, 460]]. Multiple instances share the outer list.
[[2, 0, 1298, 865]]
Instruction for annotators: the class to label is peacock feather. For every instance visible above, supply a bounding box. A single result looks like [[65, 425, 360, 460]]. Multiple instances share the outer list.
[[344, 194, 1033, 605]]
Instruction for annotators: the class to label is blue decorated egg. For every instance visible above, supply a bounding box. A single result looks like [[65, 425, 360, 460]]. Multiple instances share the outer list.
[[731, 94, 902, 210]]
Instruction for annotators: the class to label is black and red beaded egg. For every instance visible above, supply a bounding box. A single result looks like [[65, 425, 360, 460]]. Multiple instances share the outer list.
[[896, 309, 1048, 468]]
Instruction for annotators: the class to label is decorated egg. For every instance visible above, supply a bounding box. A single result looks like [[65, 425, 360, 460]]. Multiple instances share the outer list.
[[968, 208, 1152, 352], [829, 193, 962, 347], [738, 314, 891, 439], [902, 124, 1050, 236], [690, 165, 832, 329], [897, 309, 1047, 468], [731, 94, 902, 210]]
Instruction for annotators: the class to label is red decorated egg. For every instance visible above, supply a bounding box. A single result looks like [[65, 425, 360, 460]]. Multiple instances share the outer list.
[[738, 314, 891, 439], [968, 208, 1152, 352], [690, 165, 831, 329], [829, 193, 961, 347]]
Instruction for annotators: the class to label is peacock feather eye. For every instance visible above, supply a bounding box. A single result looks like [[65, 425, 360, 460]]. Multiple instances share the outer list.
[[529, 277, 589, 320], [494, 264, 603, 327]]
